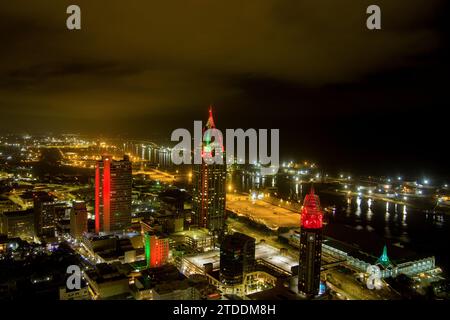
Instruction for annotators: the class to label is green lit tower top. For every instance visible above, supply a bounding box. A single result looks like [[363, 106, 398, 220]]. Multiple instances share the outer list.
[[376, 245, 392, 268]]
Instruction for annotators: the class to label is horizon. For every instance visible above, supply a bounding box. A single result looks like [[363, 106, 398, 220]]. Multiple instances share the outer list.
[[1, 1, 449, 178]]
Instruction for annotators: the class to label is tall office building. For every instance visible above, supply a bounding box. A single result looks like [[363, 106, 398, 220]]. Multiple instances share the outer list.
[[192, 107, 227, 235], [33, 192, 56, 238], [298, 187, 323, 298], [70, 201, 88, 239], [220, 232, 255, 285], [95, 155, 132, 233]]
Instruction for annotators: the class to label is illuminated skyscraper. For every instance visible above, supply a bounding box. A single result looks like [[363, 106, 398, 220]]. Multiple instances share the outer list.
[[298, 187, 323, 298], [95, 155, 132, 233], [192, 107, 227, 235]]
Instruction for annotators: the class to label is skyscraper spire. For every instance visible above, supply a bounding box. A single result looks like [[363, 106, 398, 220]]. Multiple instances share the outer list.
[[301, 186, 323, 229], [206, 105, 216, 129], [203, 105, 224, 153]]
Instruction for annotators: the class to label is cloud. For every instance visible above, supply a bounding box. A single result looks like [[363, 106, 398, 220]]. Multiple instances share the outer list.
[[0, 0, 446, 131]]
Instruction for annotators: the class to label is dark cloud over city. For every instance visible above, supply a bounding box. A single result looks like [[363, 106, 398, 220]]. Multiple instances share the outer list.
[[0, 0, 448, 175]]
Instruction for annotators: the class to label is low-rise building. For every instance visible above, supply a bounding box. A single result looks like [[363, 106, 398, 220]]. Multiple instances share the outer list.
[[59, 280, 90, 300], [0, 209, 35, 241], [130, 264, 215, 300], [84, 263, 131, 300]]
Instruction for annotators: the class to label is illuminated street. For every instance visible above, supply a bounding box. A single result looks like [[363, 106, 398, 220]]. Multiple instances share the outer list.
[[1, 1, 449, 308], [133, 168, 178, 184], [226, 193, 300, 230]]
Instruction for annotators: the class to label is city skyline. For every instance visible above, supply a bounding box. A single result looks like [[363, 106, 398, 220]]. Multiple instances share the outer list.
[[1, 1, 449, 304], [0, 131, 449, 301]]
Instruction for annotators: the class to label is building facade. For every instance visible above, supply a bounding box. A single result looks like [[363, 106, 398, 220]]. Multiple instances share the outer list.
[[0, 209, 35, 241], [95, 155, 132, 233], [145, 232, 170, 268], [33, 192, 55, 237], [70, 201, 88, 239]]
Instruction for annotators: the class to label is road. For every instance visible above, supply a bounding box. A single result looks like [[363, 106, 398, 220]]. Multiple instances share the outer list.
[[61, 233, 99, 266], [133, 168, 179, 184], [226, 193, 300, 230], [227, 217, 291, 252]]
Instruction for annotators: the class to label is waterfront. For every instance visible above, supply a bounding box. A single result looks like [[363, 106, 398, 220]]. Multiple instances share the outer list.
[[229, 172, 450, 275], [321, 192, 450, 274]]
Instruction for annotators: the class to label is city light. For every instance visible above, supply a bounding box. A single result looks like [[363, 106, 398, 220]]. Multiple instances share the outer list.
[[0, 0, 448, 303]]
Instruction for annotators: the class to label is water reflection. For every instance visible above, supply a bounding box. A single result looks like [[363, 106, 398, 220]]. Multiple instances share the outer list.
[[355, 196, 362, 217], [346, 197, 352, 216], [385, 202, 389, 222], [229, 171, 450, 270], [402, 205, 408, 228], [367, 198, 373, 222]]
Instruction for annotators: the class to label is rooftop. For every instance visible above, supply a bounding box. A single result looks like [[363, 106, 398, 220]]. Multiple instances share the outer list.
[[85, 263, 128, 284], [2, 209, 33, 218], [173, 228, 211, 239], [185, 242, 298, 274]]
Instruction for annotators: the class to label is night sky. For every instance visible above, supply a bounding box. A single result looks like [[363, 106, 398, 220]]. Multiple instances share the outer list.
[[1, 1, 449, 177]]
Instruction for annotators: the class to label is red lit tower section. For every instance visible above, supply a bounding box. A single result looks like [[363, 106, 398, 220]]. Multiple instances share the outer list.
[[95, 156, 111, 233], [102, 157, 111, 233], [145, 232, 170, 268], [95, 163, 100, 233], [298, 187, 323, 298], [95, 155, 132, 233]]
